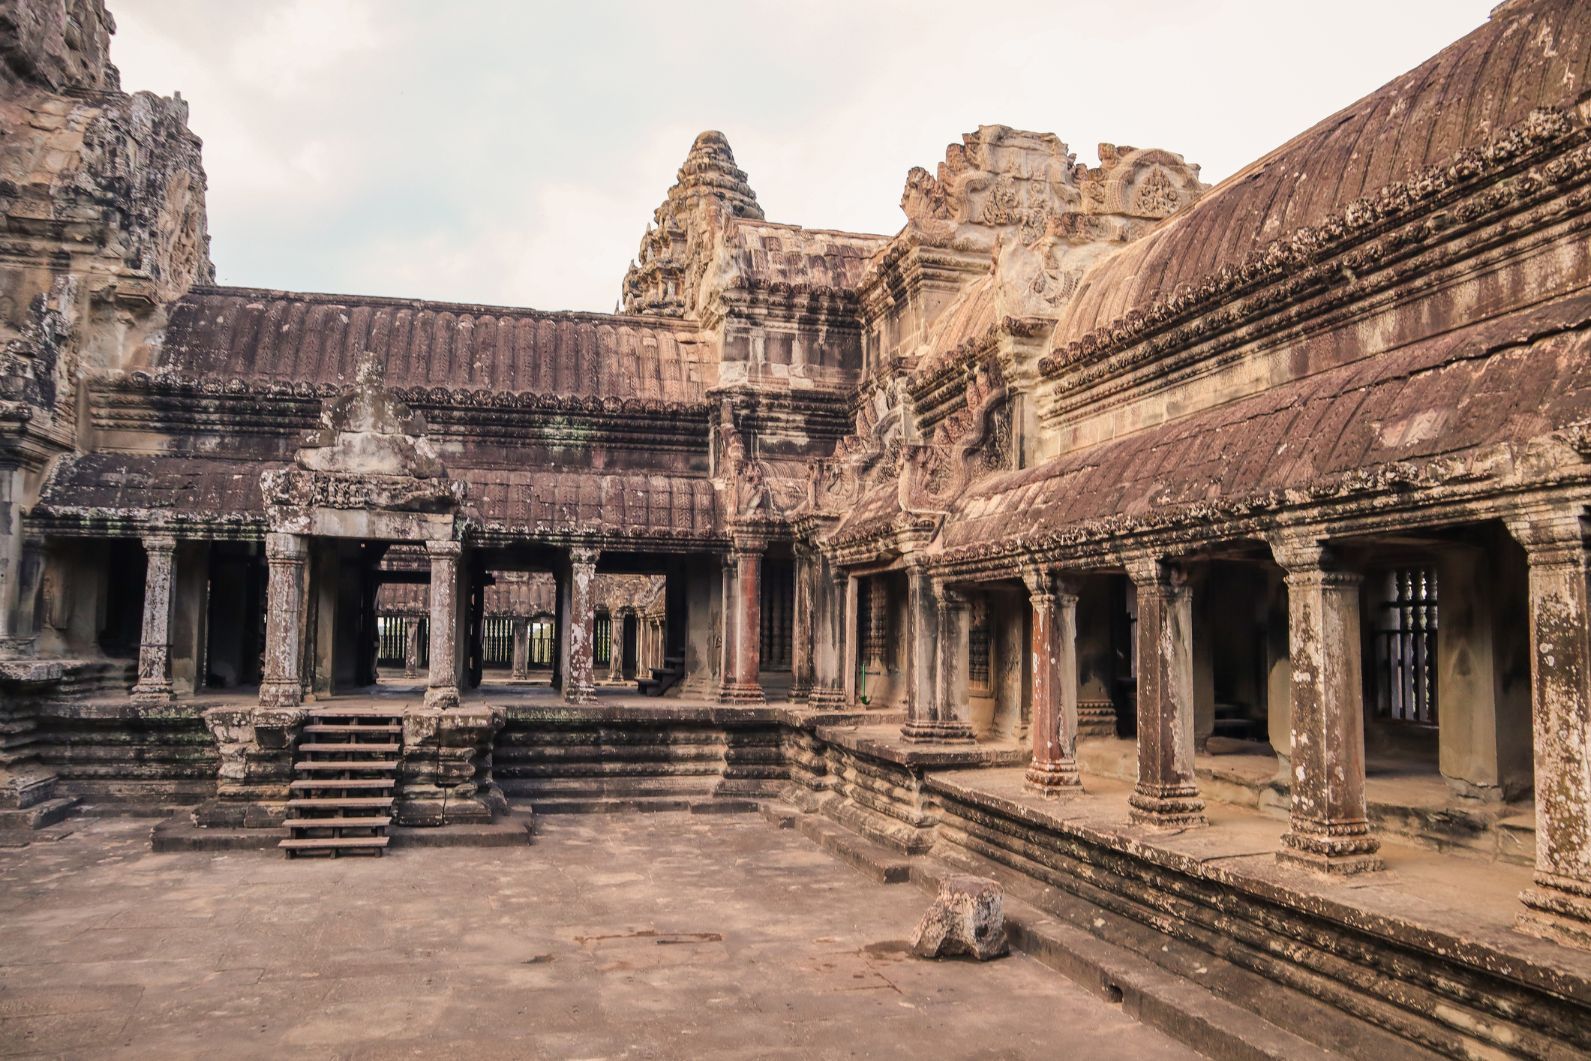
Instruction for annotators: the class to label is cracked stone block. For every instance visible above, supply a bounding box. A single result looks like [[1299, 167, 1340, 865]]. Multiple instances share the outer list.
[[910, 874, 1009, 961]]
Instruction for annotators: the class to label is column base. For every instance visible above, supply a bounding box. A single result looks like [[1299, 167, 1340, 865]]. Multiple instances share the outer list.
[[805, 685, 847, 710], [424, 685, 461, 709], [404, 666, 419, 679], [1517, 873, 1591, 950], [562, 682, 597, 705], [130, 683, 174, 706], [1023, 759, 1081, 796], [1277, 817, 1383, 875], [716, 682, 766, 705], [788, 680, 812, 703], [1128, 784, 1206, 828], [258, 680, 303, 708], [0, 636, 37, 660], [900, 719, 976, 744]]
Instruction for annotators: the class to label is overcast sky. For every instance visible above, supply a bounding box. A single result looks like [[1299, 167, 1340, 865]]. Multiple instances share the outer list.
[[110, 0, 1499, 314]]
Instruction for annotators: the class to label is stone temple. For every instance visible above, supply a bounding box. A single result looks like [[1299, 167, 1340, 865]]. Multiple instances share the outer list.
[[3, 0, 1591, 1054]]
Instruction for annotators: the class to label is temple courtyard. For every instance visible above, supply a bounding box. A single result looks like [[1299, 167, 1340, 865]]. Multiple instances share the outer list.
[[0, 813, 1192, 1059]]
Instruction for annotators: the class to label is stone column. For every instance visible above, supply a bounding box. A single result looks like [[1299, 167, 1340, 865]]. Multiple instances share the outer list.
[[807, 561, 845, 709], [1274, 538, 1381, 874], [565, 546, 598, 704], [425, 540, 462, 709], [900, 564, 935, 736], [1025, 569, 1082, 794], [259, 532, 309, 708], [790, 548, 814, 702], [0, 534, 44, 659], [510, 616, 529, 679], [607, 612, 624, 682], [1508, 510, 1591, 948], [404, 617, 423, 679], [717, 552, 737, 695], [719, 542, 765, 704], [841, 573, 859, 706], [131, 533, 179, 704], [1126, 557, 1205, 828], [934, 583, 978, 743]]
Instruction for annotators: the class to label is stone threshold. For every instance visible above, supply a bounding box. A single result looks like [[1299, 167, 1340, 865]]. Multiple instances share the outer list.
[[923, 767, 1591, 1002], [1077, 736, 1538, 866], [151, 812, 536, 853]]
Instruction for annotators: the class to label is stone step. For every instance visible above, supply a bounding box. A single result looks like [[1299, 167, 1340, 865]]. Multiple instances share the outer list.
[[289, 778, 395, 791], [303, 724, 403, 735], [279, 835, 389, 853], [286, 797, 394, 810], [0, 796, 79, 831], [305, 709, 404, 721], [285, 816, 392, 831], [298, 743, 401, 755], [292, 760, 399, 772]]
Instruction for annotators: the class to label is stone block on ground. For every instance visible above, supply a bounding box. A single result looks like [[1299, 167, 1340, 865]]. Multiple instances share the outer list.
[[911, 874, 1009, 960]]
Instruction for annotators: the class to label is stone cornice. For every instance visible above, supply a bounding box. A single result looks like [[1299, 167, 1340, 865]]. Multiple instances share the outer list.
[[1038, 109, 1588, 392]]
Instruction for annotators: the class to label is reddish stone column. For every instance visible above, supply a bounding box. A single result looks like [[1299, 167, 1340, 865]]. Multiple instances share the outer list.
[[565, 546, 599, 704], [1126, 557, 1205, 828], [719, 542, 765, 704], [1025, 569, 1081, 794], [1274, 538, 1382, 874], [717, 552, 738, 695], [1509, 510, 1591, 948], [259, 532, 308, 708], [132, 533, 178, 704], [790, 547, 814, 702], [425, 540, 462, 709]]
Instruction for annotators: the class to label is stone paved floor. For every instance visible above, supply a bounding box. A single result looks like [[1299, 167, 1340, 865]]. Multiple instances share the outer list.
[[0, 814, 1195, 1060]]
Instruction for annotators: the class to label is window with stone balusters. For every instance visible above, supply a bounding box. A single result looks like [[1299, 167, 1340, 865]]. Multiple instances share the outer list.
[[862, 577, 889, 667], [594, 614, 611, 666], [1372, 567, 1438, 726]]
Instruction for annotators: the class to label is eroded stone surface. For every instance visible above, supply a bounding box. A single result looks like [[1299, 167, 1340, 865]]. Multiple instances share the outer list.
[[911, 873, 1010, 961]]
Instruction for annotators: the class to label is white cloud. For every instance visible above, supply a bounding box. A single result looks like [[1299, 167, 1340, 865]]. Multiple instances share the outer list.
[[107, 0, 1501, 312]]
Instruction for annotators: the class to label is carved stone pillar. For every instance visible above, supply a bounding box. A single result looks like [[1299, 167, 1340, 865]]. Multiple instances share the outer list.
[[719, 542, 766, 704], [902, 572, 973, 743], [900, 564, 936, 737], [565, 546, 598, 704], [717, 552, 737, 694], [790, 548, 814, 702], [1126, 557, 1205, 828], [807, 562, 844, 709], [404, 618, 422, 678], [130, 534, 179, 704], [841, 572, 858, 707], [1508, 510, 1591, 948], [607, 612, 624, 682], [0, 532, 43, 659], [259, 533, 308, 707], [425, 540, 462, 709], [510, 616, 529, 679], [1025, 569, 1081, 794], [1274, 538, 1381, 875]]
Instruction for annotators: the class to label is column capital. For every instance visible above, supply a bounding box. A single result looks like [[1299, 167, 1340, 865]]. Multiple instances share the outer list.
[[1269, 535, 1361, 589], [934, 582, 970, 610], [1506, 507, 1589, 567], [1124, 555, 1187, 591], [569, 544, 600, 567], [426, 538, 463, 559], [265, 531, 307, 561], [141, 532, 178, 555], [730, 538, 765, 559]]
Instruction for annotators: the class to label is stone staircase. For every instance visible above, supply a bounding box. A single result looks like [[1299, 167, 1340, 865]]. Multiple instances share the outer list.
[[280, 710, 402, 858], [636, 653, 684, 697]]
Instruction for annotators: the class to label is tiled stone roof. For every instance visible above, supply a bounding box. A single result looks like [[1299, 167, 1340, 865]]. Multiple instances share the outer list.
[[1050, 0, 1591, 349], [944, 292, 1591, 551], [158, 286, 707, 402]]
